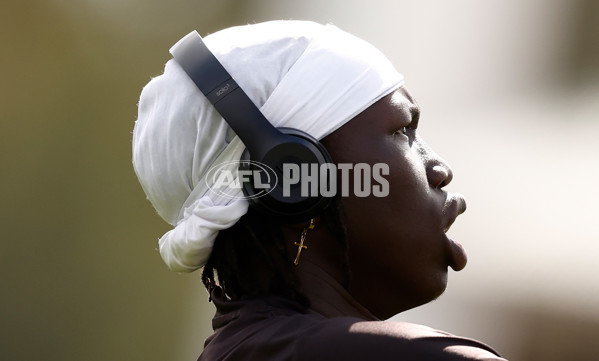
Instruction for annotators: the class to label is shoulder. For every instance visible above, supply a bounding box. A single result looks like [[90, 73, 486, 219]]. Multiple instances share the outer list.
[[294, 318, 508, 361], [201, 292, 507, 361]]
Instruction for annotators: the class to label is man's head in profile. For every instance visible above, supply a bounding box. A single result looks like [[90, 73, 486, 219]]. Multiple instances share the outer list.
[[132, 20, 505, 360]]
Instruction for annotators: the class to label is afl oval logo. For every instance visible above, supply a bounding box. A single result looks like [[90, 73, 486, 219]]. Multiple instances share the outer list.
[[205, 160, 278, 200]]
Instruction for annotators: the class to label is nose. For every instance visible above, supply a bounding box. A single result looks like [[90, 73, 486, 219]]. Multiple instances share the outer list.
[[417, 137, 453, 189], [430, 164, 453, 188]]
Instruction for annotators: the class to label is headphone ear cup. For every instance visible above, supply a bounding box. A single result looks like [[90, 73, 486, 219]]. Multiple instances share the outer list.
[[241, 128, 334, 222], [171, 32, 334, 222]]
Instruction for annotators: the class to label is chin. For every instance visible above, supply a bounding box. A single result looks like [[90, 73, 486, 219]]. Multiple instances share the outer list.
[[409, 272, 449, 311], [378, 282, 449, 318]]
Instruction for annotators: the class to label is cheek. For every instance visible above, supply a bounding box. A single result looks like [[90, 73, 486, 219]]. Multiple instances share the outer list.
[[330, 135, 443, 255], [340, 141, 426, 222], [340, 151, 446, 271], [370, 149, 432, 225], [343, 189, 449, 302]]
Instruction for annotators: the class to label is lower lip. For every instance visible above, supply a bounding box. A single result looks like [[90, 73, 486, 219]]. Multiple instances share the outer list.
[[445, 236, 468, 271]]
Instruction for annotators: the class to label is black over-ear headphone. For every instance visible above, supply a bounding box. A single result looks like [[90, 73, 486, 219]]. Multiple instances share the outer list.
[[170, 31, 334, 222]]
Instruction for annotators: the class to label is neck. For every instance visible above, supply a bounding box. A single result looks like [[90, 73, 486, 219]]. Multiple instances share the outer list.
[[295, 258, 378, 320]]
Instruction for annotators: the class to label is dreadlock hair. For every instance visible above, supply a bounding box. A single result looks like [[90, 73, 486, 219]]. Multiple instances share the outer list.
[[201, 196, 350, 307]]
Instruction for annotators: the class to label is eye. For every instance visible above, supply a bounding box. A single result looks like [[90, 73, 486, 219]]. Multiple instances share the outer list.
[[394, 126, 409, 136], [393, 124, 417, 146]]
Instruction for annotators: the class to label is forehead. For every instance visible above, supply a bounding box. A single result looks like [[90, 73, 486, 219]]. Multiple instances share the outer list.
[[388, 87, 419, 124], [329, 87, 418, 136], [320, 87, 419, 158]]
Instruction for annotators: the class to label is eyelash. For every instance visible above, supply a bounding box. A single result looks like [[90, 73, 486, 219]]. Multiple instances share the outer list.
[[396, 127, 408, 135], [394, 124, 415, 136]]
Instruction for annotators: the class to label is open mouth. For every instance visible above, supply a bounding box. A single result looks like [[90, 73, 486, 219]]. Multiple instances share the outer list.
[[443, 194, 466, 232], [442, 193, 468, 271]]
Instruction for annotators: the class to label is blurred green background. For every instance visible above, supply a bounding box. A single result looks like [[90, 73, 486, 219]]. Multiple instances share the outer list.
[[2, 1, 598, 360], [0, 1, 241, 360]]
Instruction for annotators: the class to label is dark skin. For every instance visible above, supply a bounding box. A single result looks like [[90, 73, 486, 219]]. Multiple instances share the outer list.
[[281, 87, 467, 320]]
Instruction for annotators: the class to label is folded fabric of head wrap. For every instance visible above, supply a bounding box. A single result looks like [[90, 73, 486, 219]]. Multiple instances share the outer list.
[[132, 20, 404, 272]]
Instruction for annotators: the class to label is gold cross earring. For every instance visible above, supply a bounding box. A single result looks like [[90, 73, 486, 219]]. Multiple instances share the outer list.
[[293, 218, 317, 266]]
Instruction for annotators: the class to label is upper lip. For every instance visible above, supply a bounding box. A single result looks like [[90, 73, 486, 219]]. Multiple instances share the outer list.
[[443, 193, 467, 233]]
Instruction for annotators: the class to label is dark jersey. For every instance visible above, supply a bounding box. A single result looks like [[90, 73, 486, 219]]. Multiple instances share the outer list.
[[199, 288, 507, 361]]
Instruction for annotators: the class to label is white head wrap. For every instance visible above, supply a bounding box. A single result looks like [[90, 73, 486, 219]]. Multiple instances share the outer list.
[[132, 20, 404, 272]]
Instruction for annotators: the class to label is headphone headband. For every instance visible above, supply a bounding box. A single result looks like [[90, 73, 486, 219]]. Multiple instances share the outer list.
[[170, 31, 334, 221], [170, 31, 286, 161]]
